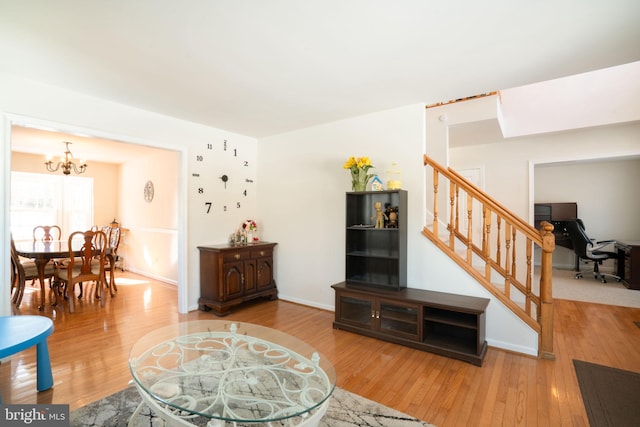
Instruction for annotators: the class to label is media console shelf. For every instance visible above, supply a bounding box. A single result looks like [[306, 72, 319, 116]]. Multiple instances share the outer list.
[[332, 282, 490, 366]]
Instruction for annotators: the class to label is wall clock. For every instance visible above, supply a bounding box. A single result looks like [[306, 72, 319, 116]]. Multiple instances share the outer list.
[[144, 180, 154, 203], [192, 138, 254, 214]]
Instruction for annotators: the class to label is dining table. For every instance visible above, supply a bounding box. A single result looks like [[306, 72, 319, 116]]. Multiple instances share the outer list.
[[13, 240, 116, 311]]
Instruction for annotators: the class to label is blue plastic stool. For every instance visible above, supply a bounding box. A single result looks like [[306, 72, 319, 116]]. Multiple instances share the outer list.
[[0, 315, 54, 403]]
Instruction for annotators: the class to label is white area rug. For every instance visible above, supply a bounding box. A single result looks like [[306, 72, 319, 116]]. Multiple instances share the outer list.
[[70, 385, 436, 427]]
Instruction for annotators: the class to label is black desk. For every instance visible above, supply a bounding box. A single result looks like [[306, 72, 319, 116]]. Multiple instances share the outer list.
[[615, 241, 640, 290], [534, 202, 577, 250]]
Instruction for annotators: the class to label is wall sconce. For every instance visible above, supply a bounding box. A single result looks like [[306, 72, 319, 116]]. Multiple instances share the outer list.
[[44, 141, 88, 175]]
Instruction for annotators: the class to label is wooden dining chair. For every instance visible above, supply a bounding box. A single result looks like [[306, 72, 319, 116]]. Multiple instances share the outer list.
[[102, 225, 121, 295], [79, 225, 122, 298], [10, 234, 56, 307], [33, 225, 68, 288], [33, 225, 62, 242], [54, 229, 107, 313]]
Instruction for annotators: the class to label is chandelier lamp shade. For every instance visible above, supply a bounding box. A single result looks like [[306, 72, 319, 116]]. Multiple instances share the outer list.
[[44, 141, 88, 175]]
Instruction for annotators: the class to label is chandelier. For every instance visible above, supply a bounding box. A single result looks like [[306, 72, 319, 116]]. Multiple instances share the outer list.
[[44, 141, 88, 175]]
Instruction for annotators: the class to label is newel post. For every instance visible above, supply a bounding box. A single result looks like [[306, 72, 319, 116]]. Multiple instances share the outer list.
[[539, 221, 556, 360]]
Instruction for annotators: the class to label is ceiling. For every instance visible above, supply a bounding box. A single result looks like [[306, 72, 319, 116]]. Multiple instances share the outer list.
[[10, 125, 164, 165], [2, 1, 640, 141]]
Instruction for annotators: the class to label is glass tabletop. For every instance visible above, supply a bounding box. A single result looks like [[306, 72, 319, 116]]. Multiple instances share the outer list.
[[128, 321, 336, 425]]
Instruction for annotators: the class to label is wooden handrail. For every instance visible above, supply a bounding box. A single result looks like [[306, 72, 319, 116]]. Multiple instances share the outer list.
[[423, 154, 555, 359], [425, 155, 542, 244]]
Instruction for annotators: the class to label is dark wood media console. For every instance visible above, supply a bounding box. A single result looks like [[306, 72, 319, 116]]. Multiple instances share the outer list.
[[332, 282, 490, 366]]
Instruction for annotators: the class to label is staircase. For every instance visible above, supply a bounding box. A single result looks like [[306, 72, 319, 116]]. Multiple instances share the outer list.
[[423, 154, 556, 359]]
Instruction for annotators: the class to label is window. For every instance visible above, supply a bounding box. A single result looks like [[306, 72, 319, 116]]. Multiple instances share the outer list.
[[10, 172, 94, 240]]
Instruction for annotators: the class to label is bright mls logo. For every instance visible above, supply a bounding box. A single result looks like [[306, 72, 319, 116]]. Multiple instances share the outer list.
[[1, 405, 69, 426]]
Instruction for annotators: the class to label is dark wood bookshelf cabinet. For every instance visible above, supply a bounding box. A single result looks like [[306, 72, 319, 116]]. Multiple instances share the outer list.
[[345, 190, 407, 290], [334, 189, 489, 365], [332, 283, 489, 366]]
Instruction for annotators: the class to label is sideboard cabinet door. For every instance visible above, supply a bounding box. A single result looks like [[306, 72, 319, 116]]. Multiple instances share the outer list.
[[222, 261, 244, 300], [256, 257, 274, 290]]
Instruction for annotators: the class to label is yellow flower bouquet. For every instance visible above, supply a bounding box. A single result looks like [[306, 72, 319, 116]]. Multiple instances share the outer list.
[[344, 156, 374, 191]]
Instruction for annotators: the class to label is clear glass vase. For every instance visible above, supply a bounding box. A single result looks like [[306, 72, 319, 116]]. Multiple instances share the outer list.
[[351, 170, 370, 191]]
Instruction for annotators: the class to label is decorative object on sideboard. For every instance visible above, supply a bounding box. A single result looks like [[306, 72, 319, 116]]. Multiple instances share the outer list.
[[371, 175, 383, 191], [372, 201, 388, 229], [386, 161, 402, 190], [231, 219, 258, 245], [344, 156, 374, 192], [385, 204, 399, 228], [44, 141, 88, 175]]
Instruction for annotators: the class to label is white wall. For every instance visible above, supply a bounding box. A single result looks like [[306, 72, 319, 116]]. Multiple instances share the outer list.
[[500, 61, 640, 137], [0, 72, 258, 315], [119, 149, 181, 282], [258, 104, 425, 309]]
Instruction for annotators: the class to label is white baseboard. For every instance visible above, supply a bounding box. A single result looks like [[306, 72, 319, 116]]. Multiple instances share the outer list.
[[123, 267, 177, 286]]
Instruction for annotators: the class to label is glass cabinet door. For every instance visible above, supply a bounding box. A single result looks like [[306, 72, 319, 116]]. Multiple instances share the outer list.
[[338, 295, 373, 328], [377, 299, 419, 340]]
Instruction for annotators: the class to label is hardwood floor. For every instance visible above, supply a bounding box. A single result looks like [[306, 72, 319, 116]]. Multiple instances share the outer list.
[[3, 271, 640, 426]]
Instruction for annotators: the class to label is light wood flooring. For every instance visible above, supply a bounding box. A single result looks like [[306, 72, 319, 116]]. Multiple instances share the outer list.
[[3, 271, 640, 426]]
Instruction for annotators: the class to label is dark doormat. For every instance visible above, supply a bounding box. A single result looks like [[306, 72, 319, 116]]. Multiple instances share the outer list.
[[573, 360, 640, 427]]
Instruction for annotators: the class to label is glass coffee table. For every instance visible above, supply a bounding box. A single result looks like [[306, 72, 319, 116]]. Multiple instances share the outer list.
[[128, 321, 336, 426]]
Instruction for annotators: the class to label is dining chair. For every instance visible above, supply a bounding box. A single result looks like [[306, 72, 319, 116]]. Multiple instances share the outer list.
[[79, 225, 122, 298], [54, 229, 107, 313], [33, 225, 68, 289], [10, 234, 56, 307], [102, 225, 121, 295], [33, 225, 62, 242]]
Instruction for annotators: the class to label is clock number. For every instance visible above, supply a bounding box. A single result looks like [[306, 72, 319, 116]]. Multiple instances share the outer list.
[[205, 202, 212, 213], [206, 143, 212, 150], [233, 148, 237, 157], [223, 205, 228, 212], [236, 202, 241, 208], [223, 139, 227, 151], [243, 189, 247, 197], [198, 188, 204, 194], [243, 160, 248, 167], [196, 155, 203, 161]]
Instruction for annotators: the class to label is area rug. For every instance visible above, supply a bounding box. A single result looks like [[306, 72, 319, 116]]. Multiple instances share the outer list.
[[573, 360, 640, 427], [70, 385, 436, 427]]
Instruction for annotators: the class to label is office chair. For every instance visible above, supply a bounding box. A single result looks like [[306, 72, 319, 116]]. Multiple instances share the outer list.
[[564, 219, 620, 283]]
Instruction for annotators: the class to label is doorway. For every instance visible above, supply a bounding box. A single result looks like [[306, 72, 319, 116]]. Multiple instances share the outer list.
[[7, 118, 188, 313]]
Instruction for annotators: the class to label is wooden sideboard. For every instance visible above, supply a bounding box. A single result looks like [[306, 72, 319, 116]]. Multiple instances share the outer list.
[[198, 242, 278, 316]]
